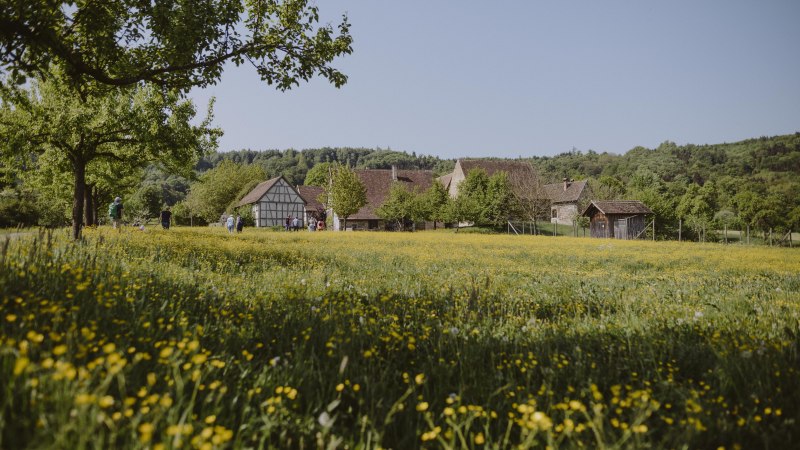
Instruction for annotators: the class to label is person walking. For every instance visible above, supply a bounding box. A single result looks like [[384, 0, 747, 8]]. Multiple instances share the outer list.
[[291, 216, 300, 231], [285, 215, 291, 231], [226, 215, 235, 234], [160, 206, 172, 230], [108, 197, 124, 229], [236, 215, 244, 233]]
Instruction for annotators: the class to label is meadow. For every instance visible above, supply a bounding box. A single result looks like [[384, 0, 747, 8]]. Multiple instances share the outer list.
[[1, 227, 799, 449]]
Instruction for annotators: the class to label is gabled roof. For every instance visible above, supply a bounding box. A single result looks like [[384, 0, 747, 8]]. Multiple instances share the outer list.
[[438, 173, 452, 190], [297, 185, 324, 210], [542, 179, 588, 204], [582, 200, 652, 217], [458, 159, 533, 177], [348, 169, 435, 220], [237, 176, 284, 207]]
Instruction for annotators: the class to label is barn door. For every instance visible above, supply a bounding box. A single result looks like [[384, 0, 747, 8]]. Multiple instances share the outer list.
[[613, 218, 627, 240]]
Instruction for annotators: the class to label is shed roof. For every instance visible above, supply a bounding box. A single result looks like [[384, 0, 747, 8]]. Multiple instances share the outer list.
[[582, 200, 652, 217], [348, 169, 435, 220], [297, 185, 324, 210], [236, 176, 283, 207], [542, 179, 588, 204]]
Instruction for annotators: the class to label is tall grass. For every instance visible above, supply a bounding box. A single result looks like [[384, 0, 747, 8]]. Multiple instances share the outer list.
[[1, 228, 798, 448]]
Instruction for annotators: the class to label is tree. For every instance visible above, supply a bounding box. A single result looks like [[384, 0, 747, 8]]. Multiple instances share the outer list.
[[376, 182, 417, 231], [589, 175, 626, 201], [677, 183, 716, 241], [304, 162, 331, 186], [325, 165, 366, 230], [179, 160, 265, 224], [508, 162, 547, 224], [0, 1, 352, 93], [454, 168, 489, 225], [483, 171, 517, 227], [418, 181, 450, 228], [0, 74, 219, 239]]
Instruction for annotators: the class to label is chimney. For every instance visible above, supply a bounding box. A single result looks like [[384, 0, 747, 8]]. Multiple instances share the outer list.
[[563, 177, 569, 191], [391, 165, 398, 181]]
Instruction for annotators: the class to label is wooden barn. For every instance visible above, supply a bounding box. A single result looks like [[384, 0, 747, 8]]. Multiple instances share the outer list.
[[237, 176, 306, 228], [582, 200, 652, 239]]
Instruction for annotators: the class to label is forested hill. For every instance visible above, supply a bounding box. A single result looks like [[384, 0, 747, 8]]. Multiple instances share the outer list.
[[196, 147, 456, 186], [529, 133, 800, 186]]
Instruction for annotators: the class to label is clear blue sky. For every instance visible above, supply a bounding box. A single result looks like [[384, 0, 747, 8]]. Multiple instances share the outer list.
[[189, 1, 800, 159]]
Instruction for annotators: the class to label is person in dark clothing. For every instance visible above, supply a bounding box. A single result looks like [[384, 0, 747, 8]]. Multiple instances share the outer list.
[[236, 215, 244, 233], [109, 197, 123, 229], [160, 207, 172, 229]]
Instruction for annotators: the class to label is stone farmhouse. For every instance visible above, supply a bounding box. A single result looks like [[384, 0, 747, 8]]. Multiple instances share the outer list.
[[542, 178, 588, 225], [444, 159, 534, 198], [443, 159, 589, 225]]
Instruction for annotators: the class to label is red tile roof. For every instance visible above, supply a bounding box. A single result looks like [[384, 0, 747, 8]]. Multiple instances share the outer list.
[[542, 179, 588, 204], [297, 185, 325, 210], [347, 169, 435, 220], [237, 176, 282, 207]]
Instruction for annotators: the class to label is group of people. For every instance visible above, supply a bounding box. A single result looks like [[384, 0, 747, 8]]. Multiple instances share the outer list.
[[226, 215, 244, 234], [285, 215, 327, 232], [109, 196, 174, 231], [285, 215, 301, 231]]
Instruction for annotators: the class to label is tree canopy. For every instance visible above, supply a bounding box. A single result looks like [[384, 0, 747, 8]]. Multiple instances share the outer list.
[[0, 0, 352, 92], [0, 73, 219, 238], [324, 165, 366, 229]]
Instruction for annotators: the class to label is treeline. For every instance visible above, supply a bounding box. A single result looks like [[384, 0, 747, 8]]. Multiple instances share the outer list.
[[0, 148, 454, 228], [526, 134, 800, 241], [2, 133, 799, 242]]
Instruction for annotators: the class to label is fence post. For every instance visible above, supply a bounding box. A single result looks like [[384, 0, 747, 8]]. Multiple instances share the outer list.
[[678, 218, 682, 242], [652, 218, 655, 241]]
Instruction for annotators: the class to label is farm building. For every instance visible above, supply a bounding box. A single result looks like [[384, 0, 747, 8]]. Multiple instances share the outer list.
[[443, 159, 588, 224], [445, 159, 534, 198], [542, 179, 589, 225], [297, 185, 326, 225], [332, 167, 435, 231], [237, 176, 306, 228], [582, 200, 652, 239]]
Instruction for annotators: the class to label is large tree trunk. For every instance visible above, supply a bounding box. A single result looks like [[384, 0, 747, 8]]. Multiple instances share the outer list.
[[71, 159, 86, 240], [84, 183, 94, 227]]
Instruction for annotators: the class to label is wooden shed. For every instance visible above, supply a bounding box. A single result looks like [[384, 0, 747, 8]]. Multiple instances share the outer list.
[[582, 200, 652, 239]]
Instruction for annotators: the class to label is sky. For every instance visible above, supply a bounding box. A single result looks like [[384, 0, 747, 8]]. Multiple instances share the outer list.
[[188, 1, 800, 159]]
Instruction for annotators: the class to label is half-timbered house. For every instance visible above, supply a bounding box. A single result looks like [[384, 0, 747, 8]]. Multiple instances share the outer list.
[[237, 176, 305, 228]]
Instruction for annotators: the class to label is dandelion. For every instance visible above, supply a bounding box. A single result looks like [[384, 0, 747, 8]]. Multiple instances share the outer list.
[[13, 357, 29, 376]]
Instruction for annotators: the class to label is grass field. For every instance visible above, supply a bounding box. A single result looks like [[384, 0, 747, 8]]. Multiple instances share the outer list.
[[1, 227, 799, 449]]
